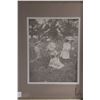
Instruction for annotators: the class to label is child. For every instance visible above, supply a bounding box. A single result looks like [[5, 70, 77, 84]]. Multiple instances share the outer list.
[[60, 39, 71, 60], [47, 41, 64, 69]]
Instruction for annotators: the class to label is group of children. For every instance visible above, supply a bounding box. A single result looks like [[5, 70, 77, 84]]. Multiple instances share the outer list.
[[32, 34, 74, 69], [46, 37, 72, 69]]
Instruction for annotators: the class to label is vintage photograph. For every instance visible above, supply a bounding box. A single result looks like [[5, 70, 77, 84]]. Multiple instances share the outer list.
[[27, 17, 80, 84]]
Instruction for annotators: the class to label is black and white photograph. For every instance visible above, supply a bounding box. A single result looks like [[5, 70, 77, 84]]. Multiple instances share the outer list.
[[27, 17, 80, 84]]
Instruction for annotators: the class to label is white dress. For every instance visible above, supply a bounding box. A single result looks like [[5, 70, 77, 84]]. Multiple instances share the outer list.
[[49, 56, 64, 69], [60, 42, 71, 59]]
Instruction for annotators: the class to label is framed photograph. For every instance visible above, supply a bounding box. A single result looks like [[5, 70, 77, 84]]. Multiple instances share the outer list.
[[18, 1, 83, 99], [27, 17, 80, 84]]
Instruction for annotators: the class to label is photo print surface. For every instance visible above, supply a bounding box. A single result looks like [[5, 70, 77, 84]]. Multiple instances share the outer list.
[[27, 17, 80, 84]]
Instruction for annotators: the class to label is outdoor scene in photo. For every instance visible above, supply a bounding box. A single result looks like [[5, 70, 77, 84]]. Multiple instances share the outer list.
[[28, 18, 80, 83]]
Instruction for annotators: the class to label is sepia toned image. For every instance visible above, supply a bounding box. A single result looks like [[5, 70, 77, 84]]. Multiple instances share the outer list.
[[27, 17, 80, 84]]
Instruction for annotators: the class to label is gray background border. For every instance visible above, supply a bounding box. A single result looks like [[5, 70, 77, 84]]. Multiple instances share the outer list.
[[18, 1, 83, 99]]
